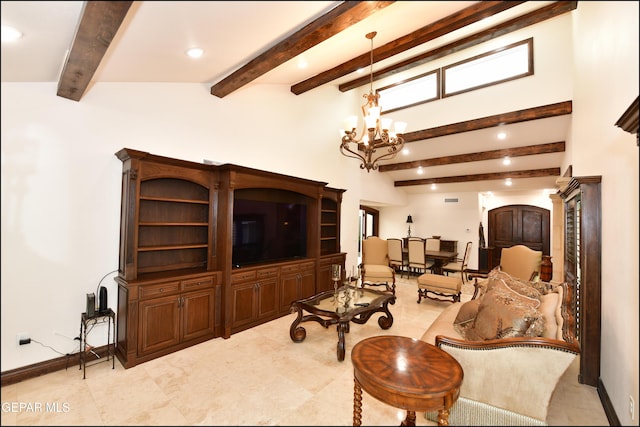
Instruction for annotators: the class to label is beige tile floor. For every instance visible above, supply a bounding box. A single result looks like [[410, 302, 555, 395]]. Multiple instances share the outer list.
[[1, 276, 609, 426]]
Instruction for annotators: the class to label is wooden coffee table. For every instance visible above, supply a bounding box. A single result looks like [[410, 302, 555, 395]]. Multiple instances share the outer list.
[[351, 335, 463, 426], [289, 286, 396, 361]]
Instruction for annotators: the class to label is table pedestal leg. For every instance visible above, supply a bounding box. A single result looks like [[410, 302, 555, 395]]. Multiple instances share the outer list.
[[353, 378, 362, 426], [401, 410, 416, 426]]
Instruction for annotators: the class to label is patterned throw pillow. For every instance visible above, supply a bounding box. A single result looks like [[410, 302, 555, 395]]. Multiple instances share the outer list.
[[528, 279, 552, 295], [489, 270, 542, 300], [462, 278, 544, 340]]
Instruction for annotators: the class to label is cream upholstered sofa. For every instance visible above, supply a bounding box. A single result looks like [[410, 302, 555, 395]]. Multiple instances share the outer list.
[[420, 268, 580, 426]]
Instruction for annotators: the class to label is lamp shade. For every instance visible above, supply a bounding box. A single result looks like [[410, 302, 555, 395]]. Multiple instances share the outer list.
[[406, 215, 413, 224]]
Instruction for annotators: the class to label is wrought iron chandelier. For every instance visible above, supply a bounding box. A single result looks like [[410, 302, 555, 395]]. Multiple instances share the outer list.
[[340, 31, 407, 172]]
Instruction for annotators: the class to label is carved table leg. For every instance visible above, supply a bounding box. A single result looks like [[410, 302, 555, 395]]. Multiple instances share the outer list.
[[337, 321, 348, 361], [353, 377, 362, 426], [437, 408, 450, 426], [289, 304, 306, 342]]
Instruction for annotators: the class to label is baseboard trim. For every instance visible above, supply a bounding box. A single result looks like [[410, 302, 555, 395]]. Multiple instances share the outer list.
[[598, 377, 620, 426], [1, 345, 110, 387]]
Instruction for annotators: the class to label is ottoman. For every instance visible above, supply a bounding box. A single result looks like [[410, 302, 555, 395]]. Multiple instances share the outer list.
[[417, 273, 462, 303]]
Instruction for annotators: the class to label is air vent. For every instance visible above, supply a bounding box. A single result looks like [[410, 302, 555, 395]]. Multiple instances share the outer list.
[[444, 198, 459, 203]]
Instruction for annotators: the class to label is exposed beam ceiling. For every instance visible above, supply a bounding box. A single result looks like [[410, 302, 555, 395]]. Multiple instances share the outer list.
[[383, 142, 565, 172], [291, 0, 524, 95], [338, 1, 578, 92], [395, 168, 561, 187], [401, 101, 572, 143], [210, 1, 396, 98]]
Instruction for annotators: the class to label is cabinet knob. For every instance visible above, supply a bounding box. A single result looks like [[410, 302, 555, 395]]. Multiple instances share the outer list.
[[159, 288, 163, 292]]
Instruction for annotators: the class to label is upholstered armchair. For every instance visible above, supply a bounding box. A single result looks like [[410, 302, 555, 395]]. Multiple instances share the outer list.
[[499, 244, 543, 281], [360, 236, 396, 295]]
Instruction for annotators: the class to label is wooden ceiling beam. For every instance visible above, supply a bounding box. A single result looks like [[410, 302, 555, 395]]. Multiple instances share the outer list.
[[394, 168, 561, 187], [379, 142, 565, 172], [291, 1, 524, 96], [402, 101, 572, 143], [209, 1, 395, 98], [339, 1, 578, 92], [57, 1, 133, 102]]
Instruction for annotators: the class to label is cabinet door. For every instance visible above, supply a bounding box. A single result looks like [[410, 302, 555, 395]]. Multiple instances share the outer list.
[[231, 281, 258, 329], [256, 277, 278, 319], [299, 264, 316, 299], [318, 254, 346, 293], [181, 289, 215, 342], [280, 271, 300, 312], [138, 295, 181, 356]]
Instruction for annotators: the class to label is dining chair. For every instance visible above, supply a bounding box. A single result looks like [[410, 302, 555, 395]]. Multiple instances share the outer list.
[[442, 241, 472, 284], [407, 237, 434, 277], [387, 238, 408, 278], [360, 236, 396, 294], [425, 238, 441, 252]]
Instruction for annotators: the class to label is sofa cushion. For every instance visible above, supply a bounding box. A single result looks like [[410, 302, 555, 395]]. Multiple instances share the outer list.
[[463, 278, 544, 340], [539, 291, 559, 339], [420, 302, 465, 345]]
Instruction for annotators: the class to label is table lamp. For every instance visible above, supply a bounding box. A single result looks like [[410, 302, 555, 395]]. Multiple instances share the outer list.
[[406, 215, 413, 237]]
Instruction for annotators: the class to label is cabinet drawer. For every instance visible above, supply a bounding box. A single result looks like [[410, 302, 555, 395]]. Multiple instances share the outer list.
[[182, 276, 214, 291], [257, 268, 278, 279], [300, 261, 315, 271], [139, 281, 180, 299], [232, 270, 256, 283], [279, 264, 299, 274]]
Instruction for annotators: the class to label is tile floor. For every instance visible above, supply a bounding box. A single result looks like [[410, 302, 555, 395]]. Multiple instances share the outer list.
[[1, 276, 609, 426]]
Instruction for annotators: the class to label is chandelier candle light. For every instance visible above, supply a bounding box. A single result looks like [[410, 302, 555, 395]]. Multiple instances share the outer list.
[[340, 31, 407, 172]]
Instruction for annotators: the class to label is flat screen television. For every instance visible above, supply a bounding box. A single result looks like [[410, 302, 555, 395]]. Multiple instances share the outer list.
[[232, 188, 309, 267]]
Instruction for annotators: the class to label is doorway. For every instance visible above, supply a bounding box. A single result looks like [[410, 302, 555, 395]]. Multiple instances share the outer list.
[[358, 205, 379, 264], [488, 204, 550, 268]]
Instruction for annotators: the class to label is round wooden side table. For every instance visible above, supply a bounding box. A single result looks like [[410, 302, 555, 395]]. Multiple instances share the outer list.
[[351, 335, 463, 426]]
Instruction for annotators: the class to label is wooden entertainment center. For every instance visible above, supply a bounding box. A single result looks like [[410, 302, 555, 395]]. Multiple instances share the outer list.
[[115, 148, 345, 367]]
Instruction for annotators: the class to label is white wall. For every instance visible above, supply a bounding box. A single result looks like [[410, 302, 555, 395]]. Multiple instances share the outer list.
[[569, 2, 639, 425], [0, 81, 364, 371]]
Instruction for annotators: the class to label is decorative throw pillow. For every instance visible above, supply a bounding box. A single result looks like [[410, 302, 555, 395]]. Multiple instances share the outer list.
[[462, 278, 544, 341], [529, 279, 551, 295], [490, 270, 542, 300], [453, 299, 481, 337]]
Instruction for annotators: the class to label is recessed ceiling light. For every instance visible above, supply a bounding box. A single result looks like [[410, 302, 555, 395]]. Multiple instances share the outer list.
[[417, 166, 423, 175], [186, 47, 204, 58], [402, 148, 409, 155], [502, 156, 511, 165], [297, 57, 308, 69], [505, 178, 512, 186], [430, 183, 437, 190], [497, 131, 507, 140], [1, 25, 23, 42]]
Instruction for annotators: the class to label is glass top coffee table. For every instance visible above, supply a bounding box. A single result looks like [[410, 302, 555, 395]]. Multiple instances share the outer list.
[[289, 285, 396, 361]]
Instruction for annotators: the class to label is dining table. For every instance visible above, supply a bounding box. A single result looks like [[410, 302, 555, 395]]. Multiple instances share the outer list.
[[402, 248, 458, 275]]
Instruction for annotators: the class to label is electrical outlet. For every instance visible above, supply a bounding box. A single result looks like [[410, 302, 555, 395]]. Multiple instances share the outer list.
[[17, 333, 29, 346], [630, 395, 635, 421]]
